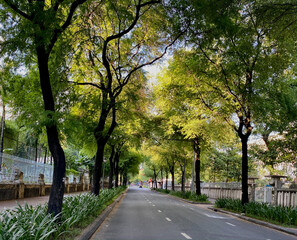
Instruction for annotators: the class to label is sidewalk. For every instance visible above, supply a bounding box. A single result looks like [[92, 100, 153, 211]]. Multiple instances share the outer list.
[[0, 191, 89, 211]]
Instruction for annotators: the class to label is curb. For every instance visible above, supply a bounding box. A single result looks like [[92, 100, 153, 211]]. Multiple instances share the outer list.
[[75, 189, 128, 240], [208, 207, 297, 237], [152, 190, 212, 205]]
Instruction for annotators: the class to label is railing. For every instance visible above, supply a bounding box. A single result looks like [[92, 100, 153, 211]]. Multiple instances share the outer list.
[[201, 182, 242, 200], [276, 189, 296, 208], [0, 153, 53, 183]]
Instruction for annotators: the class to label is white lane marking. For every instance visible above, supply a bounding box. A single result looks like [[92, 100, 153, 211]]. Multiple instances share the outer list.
[[225, 222, 236, 227], [181, 233, 192, 239], [190, 208, 194, 211], [152, 204, 156, 207], [149, 202, 152, 204], [158, 210, 162, 212], [204, 213, 227, 219], [182, 205, 186, 207], [166, 217, 172, 222]]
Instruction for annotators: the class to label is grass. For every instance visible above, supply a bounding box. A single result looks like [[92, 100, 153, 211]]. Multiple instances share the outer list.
[[215, 198, 297, 227], [154, 188, 210, 203], [0, 186, 127, 240]]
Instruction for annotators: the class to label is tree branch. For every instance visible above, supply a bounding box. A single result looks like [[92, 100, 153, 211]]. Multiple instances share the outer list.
[[3, 0, 33, 20], [48, 0, 87, 53]]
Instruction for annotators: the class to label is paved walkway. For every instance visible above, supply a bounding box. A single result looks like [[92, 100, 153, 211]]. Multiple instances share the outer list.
[[0, 191, 89, 211]]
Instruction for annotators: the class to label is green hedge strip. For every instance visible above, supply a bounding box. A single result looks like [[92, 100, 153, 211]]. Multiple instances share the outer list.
[[0, 187, 126, 240], [155, 188, 209, 202], [215, 198, 297, 226]]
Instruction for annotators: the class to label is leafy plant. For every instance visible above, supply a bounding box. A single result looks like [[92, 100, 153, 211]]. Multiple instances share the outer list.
[[215, 198, 297, 226], [0, 187, 127, 240]]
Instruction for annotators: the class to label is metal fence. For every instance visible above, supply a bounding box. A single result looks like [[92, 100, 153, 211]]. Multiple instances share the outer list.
[[0, 153, 53, 183]]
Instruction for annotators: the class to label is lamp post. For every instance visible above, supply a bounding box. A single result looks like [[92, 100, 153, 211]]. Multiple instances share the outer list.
[[101, 157, 107, 190]]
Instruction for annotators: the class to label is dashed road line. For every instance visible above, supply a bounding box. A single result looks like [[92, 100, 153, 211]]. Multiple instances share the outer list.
[[225, 222, 236, 227], [158, 210, 162, 213], [181, 232, 192, 239], [152, 204, 156, 207], [204, 213, 227, 219], [166, 217, 172, 222]]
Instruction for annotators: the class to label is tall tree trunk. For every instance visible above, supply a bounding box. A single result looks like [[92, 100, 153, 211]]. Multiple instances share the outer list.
[[236, 111, 252, 205], [165, 171, 168, 191], [37, 46, 66, 216], [35, 139, 38, 162], [160, 168, 163, 189], [241, 136, 249, 204], [226, 158, 229, 182], [44, 148, 47, 164], [108, 145, 115, 189], [114, 151, 120, 187], [0, 104, 5, 171], [123, 172, 127, 186], [92, 100, 116, 195], [154, 168, 158, 189], [181, 158, 186, 193], [194, 137, 201, 195], [92, 142, 104, 195]]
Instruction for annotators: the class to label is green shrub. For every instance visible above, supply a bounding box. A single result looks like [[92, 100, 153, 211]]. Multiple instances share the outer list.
[[155, 188, 209, 202], [0, 186, 127, 240], [215, 198, 297, 226]]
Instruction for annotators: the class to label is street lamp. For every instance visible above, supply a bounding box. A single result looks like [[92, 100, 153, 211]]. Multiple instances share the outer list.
[[101, 157, 107, 190]]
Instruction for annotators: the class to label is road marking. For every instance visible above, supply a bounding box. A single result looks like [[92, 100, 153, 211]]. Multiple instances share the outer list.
[[225, 222, 236, 227], [190, 208, 194, 211], [149, 202, 152, 204], [204, 213, 227, 219], [182, 205, 186, 207], [158, 210, 162, 212], [181, 233, 192, 239], [166, 217, 172, 222], [152, 204, 156, 207]]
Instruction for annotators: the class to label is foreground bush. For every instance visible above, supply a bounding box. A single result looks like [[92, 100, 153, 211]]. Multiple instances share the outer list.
[[0, 186, 126, 240], [215, 198, 297, 226], [155, 188, 209, 203]]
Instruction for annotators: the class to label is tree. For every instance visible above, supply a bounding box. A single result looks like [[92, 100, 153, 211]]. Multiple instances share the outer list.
[[1, 0, 87, 216], [169, 0, 296, 204], [70, 0, 179, 195], [153, 56, 234, 195]]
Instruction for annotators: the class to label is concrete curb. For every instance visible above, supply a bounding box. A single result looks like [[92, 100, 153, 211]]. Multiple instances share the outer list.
[[209, 207, 297, 237], [152, 190, 212, 205], [75, 189, 128, 240]]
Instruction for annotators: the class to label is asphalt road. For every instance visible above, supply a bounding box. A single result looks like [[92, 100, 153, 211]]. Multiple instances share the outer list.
[[91, 187, 296, 240]]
